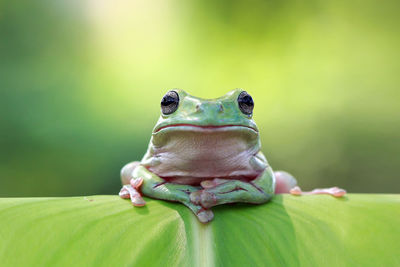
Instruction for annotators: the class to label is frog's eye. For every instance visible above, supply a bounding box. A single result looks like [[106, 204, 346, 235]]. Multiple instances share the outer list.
[[237, 91, 254, 115], [161, 90, 179, 115]]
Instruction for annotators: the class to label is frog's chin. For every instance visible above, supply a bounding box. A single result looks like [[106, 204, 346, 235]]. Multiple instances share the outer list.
[[153, 124, 258, 134]]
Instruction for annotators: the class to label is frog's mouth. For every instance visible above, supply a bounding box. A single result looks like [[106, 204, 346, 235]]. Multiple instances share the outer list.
[[154, 123, 258, 133]]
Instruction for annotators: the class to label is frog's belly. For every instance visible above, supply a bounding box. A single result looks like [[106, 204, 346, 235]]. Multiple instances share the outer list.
[[146, 130, 264, 184], [159, 175, 256, 185]]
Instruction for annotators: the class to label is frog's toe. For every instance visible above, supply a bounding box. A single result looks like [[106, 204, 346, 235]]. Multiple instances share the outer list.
[[196, 209, 214, 223], [200, 191, 217, 209], [200, 178, 230, 189], [131, 195, 146, 206], [120, 185, 146, 207], [130, 177, 143, 189], [200, 180, 215, 189], [330, 187, 347, 197], [289, 186, 303, 196], [190, 190, 202, 205], [290, 186, 347, 197], [119, 187, 130, 199]]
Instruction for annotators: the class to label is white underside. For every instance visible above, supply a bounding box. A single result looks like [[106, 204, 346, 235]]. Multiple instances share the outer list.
[[144, 127, 264, 184]]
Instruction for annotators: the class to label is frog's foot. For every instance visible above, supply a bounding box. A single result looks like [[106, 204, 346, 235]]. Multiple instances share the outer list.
[[119, 178, 146, 206], [290, 186, 346, 197], [182, 198, 214, 223], [192, 177, 273, 209], [190, 190, 217, 209], [196, 209, 214, 223], [189, 190, 202, 204], [130, 177, 144, 189]]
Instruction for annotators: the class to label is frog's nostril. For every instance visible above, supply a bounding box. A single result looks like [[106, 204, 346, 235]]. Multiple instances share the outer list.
[[196, 104, 202, 112], [218, 104, 224, 113]]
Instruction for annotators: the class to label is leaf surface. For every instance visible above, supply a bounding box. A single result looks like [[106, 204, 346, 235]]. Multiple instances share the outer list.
[[0, 194, 399, 266]]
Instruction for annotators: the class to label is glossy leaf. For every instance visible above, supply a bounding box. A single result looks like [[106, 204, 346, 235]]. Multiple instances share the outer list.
[[0, 194, 399, 266]]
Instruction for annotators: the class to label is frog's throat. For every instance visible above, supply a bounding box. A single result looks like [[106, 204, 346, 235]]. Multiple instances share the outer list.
[[153, 124, 258, 134], [144, 125, 263, 181]]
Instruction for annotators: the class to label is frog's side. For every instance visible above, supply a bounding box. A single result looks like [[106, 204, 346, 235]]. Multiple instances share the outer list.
[[119, 89, 345, 223]]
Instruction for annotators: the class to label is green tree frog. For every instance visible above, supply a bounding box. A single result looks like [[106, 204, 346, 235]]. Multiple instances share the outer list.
[[119, 89, 346, 223]]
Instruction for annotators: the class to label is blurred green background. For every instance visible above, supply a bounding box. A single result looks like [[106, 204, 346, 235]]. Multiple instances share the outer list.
[[1, 0, 399, 197]]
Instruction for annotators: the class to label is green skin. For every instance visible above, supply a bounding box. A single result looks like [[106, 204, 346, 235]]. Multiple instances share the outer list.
[[119, 89, 344, 223]]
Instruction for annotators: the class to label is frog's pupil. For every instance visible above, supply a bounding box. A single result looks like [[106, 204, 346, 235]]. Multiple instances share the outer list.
[[242, 95, 253, 106], [162, 96, 176, 106]]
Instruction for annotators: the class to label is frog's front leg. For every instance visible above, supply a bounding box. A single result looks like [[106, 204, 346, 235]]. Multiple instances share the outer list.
[[119, 161, 146, 206], [289, 186, 346, 197], [190, 167, 275, 209], [121, 164, 214, 223], [273, 170, 346, 197]]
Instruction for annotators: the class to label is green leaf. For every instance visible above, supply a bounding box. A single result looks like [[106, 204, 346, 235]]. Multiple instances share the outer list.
[[0, 194, 399, 266]]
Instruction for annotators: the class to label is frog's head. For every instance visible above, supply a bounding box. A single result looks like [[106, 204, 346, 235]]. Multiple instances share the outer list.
[[144, 89, 262, 177], [153, 88, 258, 134]]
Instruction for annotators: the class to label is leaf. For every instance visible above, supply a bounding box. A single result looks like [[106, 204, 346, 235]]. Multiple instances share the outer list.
[[0, 194, 399, 266]]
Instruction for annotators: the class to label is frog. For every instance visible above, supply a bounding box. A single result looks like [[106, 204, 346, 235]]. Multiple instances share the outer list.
[[119, 89, 346, 223]]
